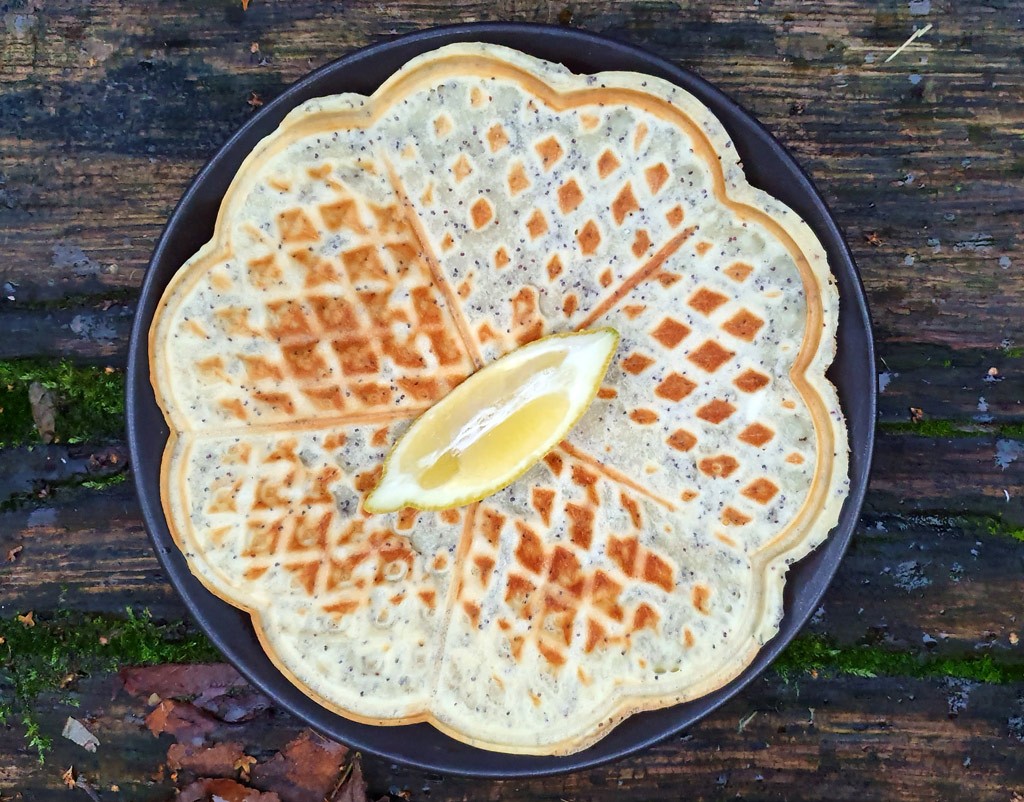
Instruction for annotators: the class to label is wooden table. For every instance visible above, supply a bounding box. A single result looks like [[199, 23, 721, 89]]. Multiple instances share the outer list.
[[2, 2, 1022, 799]]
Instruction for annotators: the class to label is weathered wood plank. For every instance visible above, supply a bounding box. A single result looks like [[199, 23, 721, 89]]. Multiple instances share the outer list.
[[866, 434, 1024, 523], [1, 671, 1021, 801], [809, 512, 1024, 656], [875, 343, 1024, 427], [1, 1, 1021, 348], [0, 305, 133, 364], [6, 315, 1024, 426], [0, 443, 127, 505], [0, 483, 184, 622], [0, 153, 199, 303], [2, 436, 1020, 657]]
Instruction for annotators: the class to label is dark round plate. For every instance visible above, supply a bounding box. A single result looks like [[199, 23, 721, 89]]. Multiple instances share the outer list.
[[127, 22, 875, 778]]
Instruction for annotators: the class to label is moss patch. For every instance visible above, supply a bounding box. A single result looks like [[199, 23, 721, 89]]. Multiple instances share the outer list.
[[878, 419, 977, 438], [80, 471, 129, 491], [0, 609, 217, 761], [0, 359, 124, 447], [775, 634, 1024, 684], [995, 422, 1024, 439], [925, 512, 1024, 544], [984, 515, 1024, 544], [878, 419, 1024, 440]]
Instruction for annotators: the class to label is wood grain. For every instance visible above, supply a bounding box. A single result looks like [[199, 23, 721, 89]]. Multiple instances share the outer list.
[[2, 0, 1023, 798], [1, 671, 1021, 801], [2, 435, 1020, 653], [2, 1, 1022, 344], [6, 312, 1024, 423]]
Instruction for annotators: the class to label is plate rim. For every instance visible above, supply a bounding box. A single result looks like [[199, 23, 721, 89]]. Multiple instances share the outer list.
[[126, 21, 876, 779]]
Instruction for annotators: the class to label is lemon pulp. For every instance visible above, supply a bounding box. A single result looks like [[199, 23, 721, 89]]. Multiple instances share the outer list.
[[365, 328, 619, 513]]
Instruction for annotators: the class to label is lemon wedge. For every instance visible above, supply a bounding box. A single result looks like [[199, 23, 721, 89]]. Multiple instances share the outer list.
[[365, 328, 619, 513]]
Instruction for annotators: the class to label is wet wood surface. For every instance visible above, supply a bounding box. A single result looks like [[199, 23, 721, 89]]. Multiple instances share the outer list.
[[1, 1, 1023, 800]]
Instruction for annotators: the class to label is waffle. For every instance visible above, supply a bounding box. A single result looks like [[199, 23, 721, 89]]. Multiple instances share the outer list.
[[150, 43, 848, 755]]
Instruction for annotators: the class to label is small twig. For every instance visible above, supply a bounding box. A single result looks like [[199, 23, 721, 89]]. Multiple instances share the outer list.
[[75, 777, 102, 802], [884, 23, 933, 63], [325, 754, 356, 801]]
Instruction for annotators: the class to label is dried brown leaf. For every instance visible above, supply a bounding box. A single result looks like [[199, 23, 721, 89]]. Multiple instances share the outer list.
[[28, 381, 56, 443], [5, 545, 22, 562], [200, 688, 273, 723], [168, 741, 246, 776], [121, 663, 245, 699], [61, 766, 76, 789], [251, 730, 348, 802], [177, 778, 279, 802], [145, 699, 172, 735], [234, 754, 257, 781], [122, 663, 272, 723], [145, 700, 218, 743], [17, 611, 34, 628]]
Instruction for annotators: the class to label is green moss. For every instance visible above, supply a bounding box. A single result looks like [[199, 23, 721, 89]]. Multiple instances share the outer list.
[[80, 472, 129, 491], [966, 123, 992, 143], [775, 634, 1024, 684], [878, 419, 1024, 440], [1004, 347, 1024, 359], [871, 512, 1024, 545], [0, 359, 124, 447], [0, 609, 217, 762], [997, 422, 1024, 439], [878, 419, 970, 438], [984, 516, 1024, 544]]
